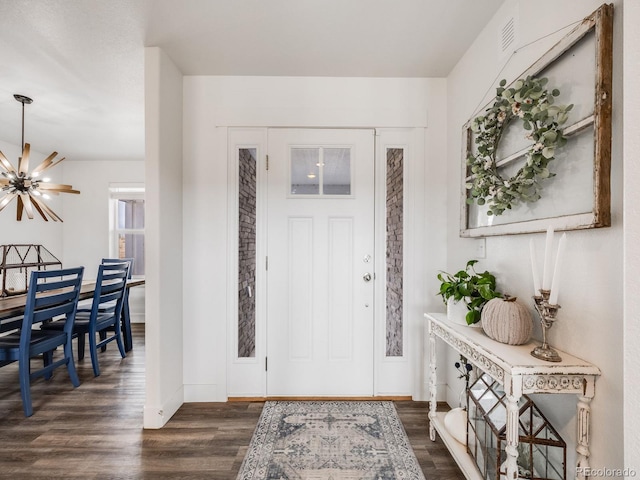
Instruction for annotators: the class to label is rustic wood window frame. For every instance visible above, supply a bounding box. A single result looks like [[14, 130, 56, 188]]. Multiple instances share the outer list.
[[460, 4, 613, 238]]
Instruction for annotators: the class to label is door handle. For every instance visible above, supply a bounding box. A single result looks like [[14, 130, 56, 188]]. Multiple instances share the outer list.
[[363, 273, 372, 282]]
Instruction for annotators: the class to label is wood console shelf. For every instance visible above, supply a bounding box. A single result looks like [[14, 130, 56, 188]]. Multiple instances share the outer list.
[[424, 312, 601, 480]]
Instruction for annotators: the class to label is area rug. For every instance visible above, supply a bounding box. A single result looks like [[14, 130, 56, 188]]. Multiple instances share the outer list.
[[237, 401, 426, 480]]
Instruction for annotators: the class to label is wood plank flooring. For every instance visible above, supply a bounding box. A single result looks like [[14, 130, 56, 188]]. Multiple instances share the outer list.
[[0, 325, 464, 479]]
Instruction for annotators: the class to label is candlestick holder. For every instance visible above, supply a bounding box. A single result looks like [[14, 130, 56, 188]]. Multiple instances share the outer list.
[[531, 289, 562, 362]]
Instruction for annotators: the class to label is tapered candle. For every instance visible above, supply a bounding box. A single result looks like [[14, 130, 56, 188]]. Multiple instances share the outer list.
[[549, 233, 567, 305], [542, 226, 554, 290], [529, 239, 541, 295]]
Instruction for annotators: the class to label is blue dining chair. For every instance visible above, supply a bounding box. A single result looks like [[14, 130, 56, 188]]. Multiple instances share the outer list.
[[42, 262, 129, 377], [74, 258, 134, 356], [101, 258, 134, 352], [0, 267, 84, 417]]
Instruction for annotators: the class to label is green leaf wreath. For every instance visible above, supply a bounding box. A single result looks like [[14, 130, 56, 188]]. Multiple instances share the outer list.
[[466, 76, 573, 216]]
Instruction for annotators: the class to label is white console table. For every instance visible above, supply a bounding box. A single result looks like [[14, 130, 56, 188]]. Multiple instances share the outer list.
[[425, 312, 601, 480]]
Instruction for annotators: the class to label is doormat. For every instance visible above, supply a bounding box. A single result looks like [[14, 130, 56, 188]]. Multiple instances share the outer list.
[[236, 401, 426, 480]]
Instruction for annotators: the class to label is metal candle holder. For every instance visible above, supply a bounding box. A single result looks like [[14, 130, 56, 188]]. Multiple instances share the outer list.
[[531, 289, 562, 362]]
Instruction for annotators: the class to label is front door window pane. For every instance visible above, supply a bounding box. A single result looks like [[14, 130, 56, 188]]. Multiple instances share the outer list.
[[291, 148, 320, 195], [323, 148, 351, 195], [290, 147, 352, 196]]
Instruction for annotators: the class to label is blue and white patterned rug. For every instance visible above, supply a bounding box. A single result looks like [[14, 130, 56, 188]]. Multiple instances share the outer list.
[[237, 401, 426, 480]]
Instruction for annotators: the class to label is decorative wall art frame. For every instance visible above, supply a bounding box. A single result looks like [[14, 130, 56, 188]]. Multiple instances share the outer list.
[[460, 4, 613, 237]]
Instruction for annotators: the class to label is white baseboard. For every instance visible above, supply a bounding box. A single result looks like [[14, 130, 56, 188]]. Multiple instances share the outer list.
[[184, 383, 227, 402], [143, 385, 184, 429]]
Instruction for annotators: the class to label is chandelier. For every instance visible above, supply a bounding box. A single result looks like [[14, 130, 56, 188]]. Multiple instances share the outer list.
[[0, 94, 79, 222]]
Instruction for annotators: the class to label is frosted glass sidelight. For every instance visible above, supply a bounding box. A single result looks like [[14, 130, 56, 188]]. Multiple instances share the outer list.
[[238, 148, 257, 358], [386, 148, 403, 356]]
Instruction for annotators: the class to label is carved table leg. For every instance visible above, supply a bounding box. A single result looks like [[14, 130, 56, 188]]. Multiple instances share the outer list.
[[575, 394, 593, 480], [505, 394, 520, 480], [428, 322, 437, 441]]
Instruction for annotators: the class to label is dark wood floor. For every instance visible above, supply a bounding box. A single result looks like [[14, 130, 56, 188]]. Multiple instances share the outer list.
[[0, 325, 464, 479]]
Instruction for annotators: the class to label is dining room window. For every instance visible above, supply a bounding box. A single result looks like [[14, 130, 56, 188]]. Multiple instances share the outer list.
[[109, 184, 145, 276]]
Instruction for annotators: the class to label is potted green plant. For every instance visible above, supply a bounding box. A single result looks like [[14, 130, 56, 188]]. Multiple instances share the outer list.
[[437, 260, 502, 325]]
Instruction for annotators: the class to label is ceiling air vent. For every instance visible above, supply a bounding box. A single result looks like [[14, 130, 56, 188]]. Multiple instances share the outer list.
[[500, 16, 516, 56]]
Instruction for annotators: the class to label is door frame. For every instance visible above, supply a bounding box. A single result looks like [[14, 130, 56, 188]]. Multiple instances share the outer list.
[[226, 128, 269, 398], [373, 128, 423, 397], [226, 127, 423, 399]]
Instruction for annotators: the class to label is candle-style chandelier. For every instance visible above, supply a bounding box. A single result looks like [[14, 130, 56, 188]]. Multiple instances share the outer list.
[[0, 94, 80, 222]]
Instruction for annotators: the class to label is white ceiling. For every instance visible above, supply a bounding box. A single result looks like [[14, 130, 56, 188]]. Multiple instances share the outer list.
[[0, 0, 504, 162]]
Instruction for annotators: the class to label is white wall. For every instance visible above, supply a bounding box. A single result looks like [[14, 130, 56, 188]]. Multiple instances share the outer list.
[[446, 0, 624, 475], [144, 47, 184, 428], [62, 160, 145, 321], [421, 81, 451, 401], [182, 76, 448, 402], [623, 0, 640, 473], [186, 76, 431, 128], [62, 161, 144, 275]]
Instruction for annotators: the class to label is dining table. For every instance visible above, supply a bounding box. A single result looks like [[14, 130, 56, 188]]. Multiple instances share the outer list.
[[0, 277, 145, 352]]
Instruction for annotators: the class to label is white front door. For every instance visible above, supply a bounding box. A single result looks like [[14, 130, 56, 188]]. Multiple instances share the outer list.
[[266, 128, 375, 396]]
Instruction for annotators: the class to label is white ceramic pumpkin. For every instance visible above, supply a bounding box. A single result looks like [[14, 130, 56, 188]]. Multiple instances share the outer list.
[[443, 407, 467, 445], [481, 296, 533, 345]]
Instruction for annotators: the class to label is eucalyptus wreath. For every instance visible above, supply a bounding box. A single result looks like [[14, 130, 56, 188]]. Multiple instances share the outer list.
[[466, 76, 573, 216]]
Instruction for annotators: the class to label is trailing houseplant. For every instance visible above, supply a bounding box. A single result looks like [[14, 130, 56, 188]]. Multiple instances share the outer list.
[[437, 260, 502, 325]]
